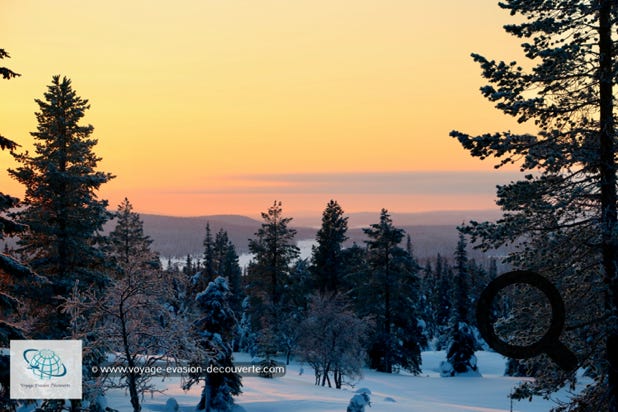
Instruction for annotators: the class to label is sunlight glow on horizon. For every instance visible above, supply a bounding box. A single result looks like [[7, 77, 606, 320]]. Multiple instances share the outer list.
[[1, 0, 534, 217]]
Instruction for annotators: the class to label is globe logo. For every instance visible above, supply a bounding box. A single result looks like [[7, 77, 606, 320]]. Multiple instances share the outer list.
[[23, 349, 68, 379]]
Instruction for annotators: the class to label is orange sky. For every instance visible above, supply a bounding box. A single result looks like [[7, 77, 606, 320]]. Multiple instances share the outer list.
[[0, 0, 532, 217]]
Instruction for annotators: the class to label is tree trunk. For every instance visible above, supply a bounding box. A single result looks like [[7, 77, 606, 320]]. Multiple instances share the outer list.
[[334, 368, 342, 389], [598, 1, 618, 410], [120, 300, 141, 412], [322, 361, 331, 387], [384, 252, 392, 374]]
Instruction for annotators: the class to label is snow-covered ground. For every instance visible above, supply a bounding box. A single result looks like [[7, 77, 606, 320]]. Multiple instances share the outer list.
[[102, 351, 586, 412]]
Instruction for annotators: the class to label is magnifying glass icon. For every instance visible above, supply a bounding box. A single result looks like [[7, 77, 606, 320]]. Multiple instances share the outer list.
[[476, 270, 578, 371]]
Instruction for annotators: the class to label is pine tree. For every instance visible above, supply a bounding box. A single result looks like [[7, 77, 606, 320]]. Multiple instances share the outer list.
[[361, 209, 423, 374], [247, 201, 300, 306], [311, 200, 349, 294], [246, 201, 300, 357], [8, 75, 113, 338], [450, 1, 618, 408]]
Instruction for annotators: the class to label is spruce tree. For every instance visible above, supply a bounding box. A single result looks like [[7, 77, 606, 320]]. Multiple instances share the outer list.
[[247, 201, 300, 307], [450, 1, 618, 408], [9, 75, 113, 337], [361, 209, 423, 374], [311, 200, 349, 294], [246, 201, 300, 356]]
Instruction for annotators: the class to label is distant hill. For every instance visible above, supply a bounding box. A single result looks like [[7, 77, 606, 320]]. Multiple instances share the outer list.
[[129, 210, 503, 261], [294, 209, 504, 228], [1, 210, 504, 264]]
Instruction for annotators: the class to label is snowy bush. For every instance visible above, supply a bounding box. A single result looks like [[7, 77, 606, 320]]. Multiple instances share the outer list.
[[346, 392, 371, 412], [442, 323, 480, 377], [164, 398, 179, 412]]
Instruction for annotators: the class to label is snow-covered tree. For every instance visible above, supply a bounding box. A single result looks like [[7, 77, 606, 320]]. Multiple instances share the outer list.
[[450, 1, 618, 409], [441, 323, 479, 377], [69, 199, 190, 412], [212, 229, 244, 318], [222, 239, 244, 319], [346, 392, 371, 412], [9, 75, 113, 337], [186, 276, 242, 412]]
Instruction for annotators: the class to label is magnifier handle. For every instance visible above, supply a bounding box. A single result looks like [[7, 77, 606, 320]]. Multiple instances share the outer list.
[[545, 341, 578, 372]]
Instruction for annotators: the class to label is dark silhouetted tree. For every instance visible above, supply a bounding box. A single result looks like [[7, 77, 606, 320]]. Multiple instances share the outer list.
[[246, 201, 300, 357], [203, 222, 215, 282], [450, 1, 618, 408], [9, 75, 113, 338], [360, 209, 424, 374], [311, 200, 349, 293], [107, 198, 158, 273]]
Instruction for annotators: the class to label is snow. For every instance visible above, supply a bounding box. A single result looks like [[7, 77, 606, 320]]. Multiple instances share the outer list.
[[98, 351, 587, 412]]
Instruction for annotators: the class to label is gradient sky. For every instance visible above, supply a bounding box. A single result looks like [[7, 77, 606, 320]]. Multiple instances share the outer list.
[[0, 0, 533, 217]]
